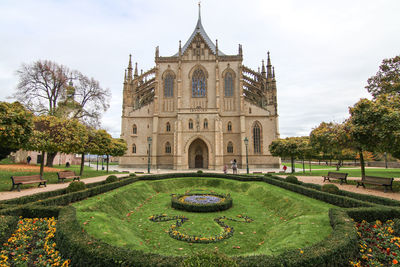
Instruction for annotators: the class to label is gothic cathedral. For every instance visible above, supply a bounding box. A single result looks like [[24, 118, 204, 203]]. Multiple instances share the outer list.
[[120, 6, 280, 170]]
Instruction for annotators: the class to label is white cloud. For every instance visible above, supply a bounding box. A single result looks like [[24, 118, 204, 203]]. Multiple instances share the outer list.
[[0, 0, 399, 138]]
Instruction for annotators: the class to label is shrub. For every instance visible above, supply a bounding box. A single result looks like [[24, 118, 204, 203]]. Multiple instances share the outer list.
[[66, 181, 86, 193], [197, 170, 203, 174], [181, 249, 238, 267], [322, 184, 340, 195], [285, 175, 300, 185], [105, 175, 118, 183], [171, 193, 233, 212], [129, 173, 136, 177]]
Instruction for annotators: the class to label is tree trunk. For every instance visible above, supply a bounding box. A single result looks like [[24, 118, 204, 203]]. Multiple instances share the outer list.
[[359, 150, 366, 179], [79, 153, 85, 176], [302, 159, 305, 173], [45, 152, 57, 167], [96, 155, 99, 171], [336, 159, 341, 171], [40, 151, 45, 176], [291, 156, 295, 173], [384, 152, 388, 169], [309, 159, 311, 173], [106, 155, 109, 173]]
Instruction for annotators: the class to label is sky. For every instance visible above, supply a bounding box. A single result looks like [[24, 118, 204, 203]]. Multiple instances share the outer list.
[[0, 0, 399, 138]]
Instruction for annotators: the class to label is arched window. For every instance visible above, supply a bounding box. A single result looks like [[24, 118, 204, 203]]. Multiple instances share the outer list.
[[227, 122, 232, 132], [164, 74, 174, 98], [165, 142, 171, 154], [203, 119, 208, 129], [133, 124, 137, 134], [192, 69, 206, 97], [189, 119, 193, 129], [227, 142, 233, 153], [132, 144, 136, 154], [224, 72, 234, 97], [253, 123, 261, 154], [166, 122, 171, 132]]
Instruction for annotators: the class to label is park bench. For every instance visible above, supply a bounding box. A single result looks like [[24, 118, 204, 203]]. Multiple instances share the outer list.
[[57, 171, 80, 183], [356, 175, 394, 193], [323, 172, 348, 185], [10, 175, 47, 192], [135, 171, 144, 174]]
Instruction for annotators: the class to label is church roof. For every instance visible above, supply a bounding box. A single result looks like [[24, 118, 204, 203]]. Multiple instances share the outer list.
[[174, 4, 225, 56]]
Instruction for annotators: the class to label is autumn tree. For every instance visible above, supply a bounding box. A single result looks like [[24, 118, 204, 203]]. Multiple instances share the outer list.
[[25, 116, 88, 175], [269, 137, 304, 173], [104, 138, 127, 173], [0, 101, 34, 160], [347, 94, 400, 178], [366, 55, 400, 98], [310, 122, 353, 170], [13, 60, 110, 166]]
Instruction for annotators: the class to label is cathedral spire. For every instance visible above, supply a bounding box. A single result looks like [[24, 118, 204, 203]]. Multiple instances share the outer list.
[[215, 39, 219, 57], [134, 62, 138, 79], [179, 40, 182, 57], [272, 67, 276, 81], [197, 1, 202, 26], [261, 60, 266, 77], [127, 54, 133, 80], [267, 51, 272, 79]]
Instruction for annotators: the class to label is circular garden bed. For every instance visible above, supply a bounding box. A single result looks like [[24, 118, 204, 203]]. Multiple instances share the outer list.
[[171, 192, 233, 212]]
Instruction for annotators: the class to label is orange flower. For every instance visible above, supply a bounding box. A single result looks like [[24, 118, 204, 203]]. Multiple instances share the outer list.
[[393, 259, 398, 264]]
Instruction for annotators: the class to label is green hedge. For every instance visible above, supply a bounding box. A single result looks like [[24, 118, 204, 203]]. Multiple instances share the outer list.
[[346, 207, 400, 223], [55, 206, 358, 267], [0, 215, 19, 246], [0, 205, 60, 218], [56, 206, 180, 267], [262, 176, 374, 208], [171, 193, 233, 212]]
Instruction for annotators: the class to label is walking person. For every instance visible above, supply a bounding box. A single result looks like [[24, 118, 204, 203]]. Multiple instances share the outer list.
[[26, 156, 31, 164], [232, 159, 238, 174]]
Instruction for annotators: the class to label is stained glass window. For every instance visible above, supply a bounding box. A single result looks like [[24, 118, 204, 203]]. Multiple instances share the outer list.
[[133, 124, 137, 134], [189, 119, 193, 129], [204, 119, 208, 129], [224, 72, 234, 97], [227, 122, 232, 132], [164, 74, 174, 97], [165, 142, 171, 154], [253, 123, 261, 154], [166, 122, 171, 132], [192, 69, 206, 97], [132, 144, 136, 154], [227, 142, 233, 153]]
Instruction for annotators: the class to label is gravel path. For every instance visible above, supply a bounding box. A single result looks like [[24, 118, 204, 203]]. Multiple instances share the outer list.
[[294, 176, 400, 201], [0, 173, 398, 202]]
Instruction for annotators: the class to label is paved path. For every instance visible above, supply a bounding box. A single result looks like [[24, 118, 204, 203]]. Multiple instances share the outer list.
[[1, 170, 398, 202], [0, 173, 128, 201]]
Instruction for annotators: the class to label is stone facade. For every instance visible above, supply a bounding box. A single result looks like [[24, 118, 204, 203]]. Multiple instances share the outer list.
[[120, 6, 280, 170]]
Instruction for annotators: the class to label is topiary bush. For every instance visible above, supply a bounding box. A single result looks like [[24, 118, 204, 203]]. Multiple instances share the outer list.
[[197, 170, 203, 174], [66, 181, 86, 193], [105, 175, 118, 183], [181, 249, 238, 267], [285, 175, 301, 185], [129, 173, 136, 177], [322, 184, 340, 195]]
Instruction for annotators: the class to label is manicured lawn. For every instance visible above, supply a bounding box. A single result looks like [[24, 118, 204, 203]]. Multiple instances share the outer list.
[[290, 163, 354, 170], [293, 168, 400, 178], [0, 164, 117, 192], [73, 177, 333, 257]]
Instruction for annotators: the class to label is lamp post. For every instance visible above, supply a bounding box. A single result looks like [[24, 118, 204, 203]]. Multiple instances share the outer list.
[[147, 137, 152, 173], [244, 137, 249, 174]]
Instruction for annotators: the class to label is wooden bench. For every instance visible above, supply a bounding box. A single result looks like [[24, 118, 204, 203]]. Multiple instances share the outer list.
[[323, 172, 348, 185], [356, 176, 394, 193], [57, 171, 80, 183], [10, 175, 47, 192]]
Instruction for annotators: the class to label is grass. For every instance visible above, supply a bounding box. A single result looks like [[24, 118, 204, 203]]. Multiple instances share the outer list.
[[73, 177, 333, 257], [0, 164, 117, 192], [293, 167, 400, 178], [290, 163, 354, 170]]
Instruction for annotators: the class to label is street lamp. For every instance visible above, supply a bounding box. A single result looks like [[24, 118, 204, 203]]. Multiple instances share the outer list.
[[147, 137, 152, 173], [244, 137, 249, 174]]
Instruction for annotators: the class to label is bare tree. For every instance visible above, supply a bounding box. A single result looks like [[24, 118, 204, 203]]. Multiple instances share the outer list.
[[13, 60, 111, 166]]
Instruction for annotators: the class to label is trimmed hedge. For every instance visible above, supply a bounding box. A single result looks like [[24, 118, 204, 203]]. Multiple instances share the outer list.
[[55, 206, 358, 266], [171, 193, 233, 212], [0, 215, 19, 246], [56, 206, 180, 267], [66, 181, 86, 193], [346, 207, 400, 223]]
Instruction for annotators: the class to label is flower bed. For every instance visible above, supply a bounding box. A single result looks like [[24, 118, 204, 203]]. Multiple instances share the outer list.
[[171, 192, 233, 212], [149, 214, 253, 244], [0, 217, 70, 267], [350, 219, 400, 266]]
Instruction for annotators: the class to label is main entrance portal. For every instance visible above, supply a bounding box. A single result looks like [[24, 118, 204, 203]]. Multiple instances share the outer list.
[[188, 138, 208, 169]]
